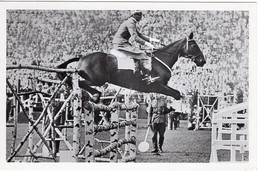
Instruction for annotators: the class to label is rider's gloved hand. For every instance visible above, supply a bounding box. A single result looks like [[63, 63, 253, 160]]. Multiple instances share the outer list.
[[145, 42, 155, 50], [149, 38, 160, 43]]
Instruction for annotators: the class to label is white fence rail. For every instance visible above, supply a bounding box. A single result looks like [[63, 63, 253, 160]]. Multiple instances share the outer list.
[[210, 102, 248, 162]]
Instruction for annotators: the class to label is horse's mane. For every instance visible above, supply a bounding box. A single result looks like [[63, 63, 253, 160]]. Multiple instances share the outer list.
[[156, 38, 184, 53]]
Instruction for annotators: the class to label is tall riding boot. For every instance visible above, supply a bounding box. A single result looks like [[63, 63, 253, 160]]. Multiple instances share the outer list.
[[141, 58, 159, 83]]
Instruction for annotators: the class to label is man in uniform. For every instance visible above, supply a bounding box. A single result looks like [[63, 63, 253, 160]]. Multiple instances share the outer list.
[[168, 107, 177, 130], [112, 10, 160, 83], [148, 95, 170, 153]]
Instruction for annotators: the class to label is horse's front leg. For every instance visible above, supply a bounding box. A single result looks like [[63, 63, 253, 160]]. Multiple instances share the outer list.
[[153, 84, 182, 100]]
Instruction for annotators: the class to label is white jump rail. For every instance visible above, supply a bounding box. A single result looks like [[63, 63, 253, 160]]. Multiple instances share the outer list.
[[210, 102, 248, 162]]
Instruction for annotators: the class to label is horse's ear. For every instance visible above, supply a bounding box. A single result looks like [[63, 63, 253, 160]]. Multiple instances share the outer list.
[[189, 32, 194, 40]]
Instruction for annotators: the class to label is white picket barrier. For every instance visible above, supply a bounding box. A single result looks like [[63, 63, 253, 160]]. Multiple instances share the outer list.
[[210, 102, 248, 162]]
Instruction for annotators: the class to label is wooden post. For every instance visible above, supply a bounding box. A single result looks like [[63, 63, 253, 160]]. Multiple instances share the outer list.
[[210, 121, 218, 162], [50, 100, 56, 158], [110, 107, 119, 162], [23, 94, 34, 162], [84, 102, 95, 162], [10, 79, 20, 157], [240, 135, 245, 161], [10, 97, 18, 156], [230, 112, 236, 162], [63, 102, 69, 139], [129, 103, 137, 161], [28, 94, 34, 154], [124, 111, 130, 156], [194, 106, 199, 131], [72, 73, 82, 162]]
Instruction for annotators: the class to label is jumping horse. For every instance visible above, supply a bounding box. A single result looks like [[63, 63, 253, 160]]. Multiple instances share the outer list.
[[57, 33, 206, 101]]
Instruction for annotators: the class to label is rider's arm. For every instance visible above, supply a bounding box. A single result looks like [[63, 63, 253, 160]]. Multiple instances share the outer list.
[[137, 30, 160, 43], [136, 30, 150, 42], [127, 19, 149, 45]]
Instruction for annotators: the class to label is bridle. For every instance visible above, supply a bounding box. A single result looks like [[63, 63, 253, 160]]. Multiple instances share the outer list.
[[182, 37, 203, 62], [146, 37, 203, 76], [153, 37, 203, 62]]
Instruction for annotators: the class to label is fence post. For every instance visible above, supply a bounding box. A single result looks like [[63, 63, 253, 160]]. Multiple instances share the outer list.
[[10, 94, 19, 156], [23, 94, 34, 162], [129, 103, 137, 161], [230, 112, 236, 162], [210, 120, 218, 162], [50, 100, 56, 158], [124, 111, 130, 156], [110, 106, 119, 162], [72, 73, 82, 162], [84, 102, 95, 162]]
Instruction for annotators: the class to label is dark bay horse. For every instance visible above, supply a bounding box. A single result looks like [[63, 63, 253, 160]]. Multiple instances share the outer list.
[[57, 33, 206, 101]]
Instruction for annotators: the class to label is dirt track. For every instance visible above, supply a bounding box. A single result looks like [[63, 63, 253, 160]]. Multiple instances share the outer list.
[[136, 120, 211, 163]]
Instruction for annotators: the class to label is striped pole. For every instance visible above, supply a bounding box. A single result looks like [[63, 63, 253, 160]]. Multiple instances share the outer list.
[[84, 101, 95, 162], [124, 111, 130, 156], [110, 107, 119, 162], [129, 103, 138, 161], [72, 73, 82, 162]]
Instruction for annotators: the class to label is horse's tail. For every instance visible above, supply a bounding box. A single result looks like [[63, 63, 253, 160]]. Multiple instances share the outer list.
[[57, 57, 80, 69], [56, 57, 80, 88]]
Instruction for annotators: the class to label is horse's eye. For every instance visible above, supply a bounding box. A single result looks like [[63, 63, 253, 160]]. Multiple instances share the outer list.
[[191, 44, 196, 48]]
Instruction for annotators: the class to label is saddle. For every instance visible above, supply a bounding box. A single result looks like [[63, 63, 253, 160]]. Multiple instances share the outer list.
[[109, 49, 159, 84], [109, 49, 141, 72]]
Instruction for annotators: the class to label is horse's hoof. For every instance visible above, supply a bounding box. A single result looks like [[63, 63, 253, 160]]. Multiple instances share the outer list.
[[174, 92, 181, 100]]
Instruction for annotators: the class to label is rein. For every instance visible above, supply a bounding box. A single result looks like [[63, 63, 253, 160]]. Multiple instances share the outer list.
[[154, 48, 175, 55], [153, 56, 173, 77], [145, 37, 202, 76]]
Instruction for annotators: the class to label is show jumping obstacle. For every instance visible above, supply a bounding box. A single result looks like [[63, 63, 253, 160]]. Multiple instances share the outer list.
[[82, 101, 138, 162], [210, 102, 248, 162], [194, 94, 235, 130], [6, 65, 138, 162]]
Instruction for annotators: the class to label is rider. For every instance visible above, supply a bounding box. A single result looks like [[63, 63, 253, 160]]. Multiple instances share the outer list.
[[112, 10, 160, 83]]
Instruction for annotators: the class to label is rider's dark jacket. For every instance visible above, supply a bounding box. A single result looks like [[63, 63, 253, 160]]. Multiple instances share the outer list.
[[112, 17, 151, 60], [113, 17, 150, 46]]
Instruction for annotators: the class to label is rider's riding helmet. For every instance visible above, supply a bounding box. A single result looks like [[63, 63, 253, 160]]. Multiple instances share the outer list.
[[131, 10, 142, 22], [130, 10, 142, 16]]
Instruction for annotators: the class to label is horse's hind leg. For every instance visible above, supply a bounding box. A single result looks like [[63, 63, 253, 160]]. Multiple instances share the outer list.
[[79, 80, 101, 103]]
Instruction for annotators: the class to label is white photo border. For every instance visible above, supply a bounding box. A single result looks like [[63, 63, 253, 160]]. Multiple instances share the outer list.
[[0, 1, 258, 171]]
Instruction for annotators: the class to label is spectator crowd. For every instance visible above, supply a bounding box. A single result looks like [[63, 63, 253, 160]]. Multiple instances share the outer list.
[[6, 10, 249, 101]]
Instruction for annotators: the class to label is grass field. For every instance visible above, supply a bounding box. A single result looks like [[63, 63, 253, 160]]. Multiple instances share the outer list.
[[6, 120, 248, 163]]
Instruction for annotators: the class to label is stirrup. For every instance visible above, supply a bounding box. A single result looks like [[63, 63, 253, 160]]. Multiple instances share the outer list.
[[142, 75, 160, 84]]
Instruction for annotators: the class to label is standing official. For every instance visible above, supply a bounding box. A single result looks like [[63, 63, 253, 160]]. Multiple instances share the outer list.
[[148, 95, 170, 153], [168, 107, 178, 130]]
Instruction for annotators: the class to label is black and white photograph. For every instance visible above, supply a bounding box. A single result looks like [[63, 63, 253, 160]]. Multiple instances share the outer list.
[[0, 1, 258, 171]]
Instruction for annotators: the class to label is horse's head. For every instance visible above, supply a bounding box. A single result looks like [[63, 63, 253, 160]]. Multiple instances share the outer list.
[[182, 33, 206, 67]]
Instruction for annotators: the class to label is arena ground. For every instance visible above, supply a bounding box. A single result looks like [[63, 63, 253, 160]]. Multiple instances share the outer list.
[[6, 119, 248, 162]]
